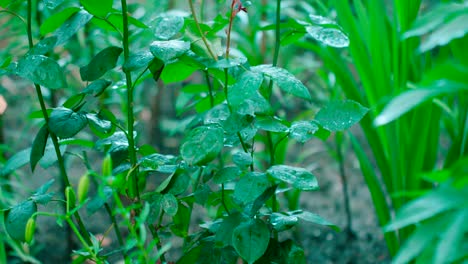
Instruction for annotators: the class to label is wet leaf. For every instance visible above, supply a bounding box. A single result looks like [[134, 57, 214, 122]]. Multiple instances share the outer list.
[[150, 40, 190, 63], [215, 212, 244, 248], [5, 201, 38, 242], [289, 121, 318, 143], [43, 0, 64, 9], [291, 210, 339, 231], [213, 166, 241, 184], [306, 26, 349, 48], [49, 107, 87, 138], [14, 55, 67, 89], [86, 113, 112, 134], [80, 46, 123, 81], [228, 71, 271, 115], [30, 125, 49, 172], [270, 213, 298, 231], [252, 65, 311, 100], [54, 10, 93, 46], [232, 151, 252, 168], [162, 193, 178, 216], [233, 172, 269, 204], [30, 179, 55, 205], [82, 79, 112, 97], [255, 116, 289, 133], [153, 15, 184, 40], [123, 51, 154, 72], [180, 126, 224, 165], [232, 219, 270, 264], [267, 165, 318, 191], [209, 57, 247, 69], [315, 100, 368, 131], [27, 36, 58, 55]]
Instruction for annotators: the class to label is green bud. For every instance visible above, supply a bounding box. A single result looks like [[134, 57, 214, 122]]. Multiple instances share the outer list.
[[102, 154, 113, 177], [77, 173, 90, 203], [25, 217, 36, 244], [65, 186, 76, 213]]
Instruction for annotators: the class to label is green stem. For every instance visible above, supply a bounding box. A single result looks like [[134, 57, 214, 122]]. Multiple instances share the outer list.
[[188, 0, 217, 60], [105, 203, 126, 258], [27, 0, 91, 251], [120, 0, 140, 200]]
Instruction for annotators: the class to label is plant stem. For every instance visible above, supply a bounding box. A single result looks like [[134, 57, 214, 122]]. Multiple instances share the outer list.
[[120, 0, 140, 200], [27, 0, 91, 256], [105, 203, 126, 259], [335, 133, 355, 239], [188, 0, 217, 60]]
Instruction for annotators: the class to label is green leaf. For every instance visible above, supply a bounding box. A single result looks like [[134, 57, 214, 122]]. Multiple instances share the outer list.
[[162, 193, 178, 217], [270, 213, 298, 231], [40, 144, 67, 169], [80, 46, 123, 82], [40, 7, 81, 36], [161, 61, 196, 84], [171, 202, 190, 237], [5, 200, 37, 242], [123, 51, 154, 72], [180, 126, 224, 165], [252, 65, 311, 100], [233, 172, 269, 204], [213, 166, 241, 184], [153, 15, 184, 40], [80, 0, 113, 17], [306, 26, 350, 48], [250, 185, 278, 216], [27, 36, 58, 55], [374, 81, 468, 126], [49, 107, 88, 138], [82, 79, 112, 97], [209, 57, 248, 69], [392, 214, 451, 264], [232, 152, 252, 168], [54, 10, 93, 46], [148, 57, 165, 82], [1, 148, 30, 176], [315, 100, 368, 131], [403, 2, 468, 52], [228, 71, 271, 115], [232, 219, 270, 264], [150, 40, 190, 63], [255, 116, 289, 133], [435, 209, 468, 264], [86, 113, 112, 134], [291, 210, 339, 231], [384, 186, 467, 232], [215, 212, 244, 248], [43, 0, 64, 9], [30, 125, 49, 172], [30, 179, 55, 205], [289, 121, 318, 143], [267, 165, 318, 191], [14, 55, 67, 89]]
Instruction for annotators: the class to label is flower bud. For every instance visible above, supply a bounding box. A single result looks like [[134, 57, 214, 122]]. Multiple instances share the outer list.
[[77, 173, 90, 203], [25, 217, 36, 244], [65, 186, 76, 213], [102, 155, 112, 177]]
